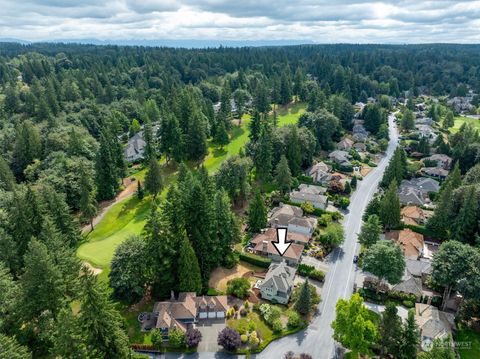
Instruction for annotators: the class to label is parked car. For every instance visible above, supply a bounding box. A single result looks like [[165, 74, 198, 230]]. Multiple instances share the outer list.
[[353, 255, 359, 264]]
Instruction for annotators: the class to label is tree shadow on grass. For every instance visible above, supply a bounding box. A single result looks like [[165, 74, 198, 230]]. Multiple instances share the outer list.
[[212, 147, 228, 158]]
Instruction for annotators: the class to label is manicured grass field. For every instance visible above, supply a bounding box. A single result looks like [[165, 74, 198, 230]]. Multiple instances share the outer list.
[[77, 103, 306, 277], [455, 324, 480, 359], [450, 116, 480, 133]]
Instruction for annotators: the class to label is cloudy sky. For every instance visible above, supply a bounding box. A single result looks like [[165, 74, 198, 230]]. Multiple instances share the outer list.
[[1, 0, 480, 43]]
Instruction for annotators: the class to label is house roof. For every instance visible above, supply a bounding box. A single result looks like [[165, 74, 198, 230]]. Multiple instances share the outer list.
[[421, 167, 449, 178], [415, 304, 455, 341], [401, 206, 425, 221], [251, 228, 305, 260], [195, 295, 228, 313], [405, 259, 432, 278], [423, 154, 452, 166], [259, 261, 296, 295], [308, 162, 330, 175], [269, 213, 316, 232], [392, 276, 423, 297], [290, 185, 328, 205], [124, 132, 146, 159], [391, 229, 425, 259], [270, 204, 304, 219], [337, 138, 354, 150], [329, 150, 350, 164]]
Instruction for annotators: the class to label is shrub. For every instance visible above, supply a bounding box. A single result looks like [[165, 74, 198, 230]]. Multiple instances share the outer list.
[[301, 201, 315, 214], [233, 304, 239, 311], [151, 329, 163, 350], [309, 269, 325, 282], [297, 264, 315, 276], [227, 278, 251, 299], [247, 321, 256, 332], [226, 307, 236, 319], [217, 328, 241, 351], [223, 251, 240, 269], [207, 287, 221, 296], [169, 327, 185, 348], [244, 301, 250, 310], [272, 318, 284, 332], [185, 328, 202, 348], [249, 331, 259, 347], [237, 321, 248, 335], [240, 309, 248, 317], [241, 334, 248, 343], [287, 310, 301, 328], [402, 300, 414, 308], [237, 251, 271, 268], [318, 213, 332, 227]]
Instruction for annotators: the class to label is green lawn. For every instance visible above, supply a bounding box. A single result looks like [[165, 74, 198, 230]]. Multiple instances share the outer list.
[[450, 116, 480, 133], [276, 102, 306, 127], [455, 324, 480, 359], [77, 103, 306, 276]]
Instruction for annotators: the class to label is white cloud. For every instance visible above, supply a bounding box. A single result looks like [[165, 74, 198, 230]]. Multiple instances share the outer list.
[[0, 0, 479, 43]]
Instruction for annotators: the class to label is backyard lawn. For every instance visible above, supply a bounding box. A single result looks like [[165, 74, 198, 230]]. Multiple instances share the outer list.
[[77, 103, 306, 278], [455, 324, 480, 359], [450, 116, 480, 133]]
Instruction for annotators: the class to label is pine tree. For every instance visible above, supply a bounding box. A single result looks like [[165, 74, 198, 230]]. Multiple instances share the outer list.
[[136, 180, 144, 200], [214, 120, 229, 149], [187, 111, 208, 162], [350, 176, 357, 189], [144, 201, 177, 297], [21, 239, 65, 320], [401, 109, 415, 130], [144, 157, 163, 198], [378, 302, 402, 356], [275, 155, 292, 194], [249, 110, 262, 142], [285, 126, 302, 176], [51, 308, 89, 359], [400, 310, 419, 359], [247, 191, 267, 233], [452, 186, 478, 244], [379, 181, 401, 230], [254, 124, 273, 182], [79, 164, 97, 232], [381, 148, 406, 188], [294, 279, 312, 315], [143, 120, 156, 164], [160, 114, 184, 163], [358, 215, 382, 247], [0, 333, 31, 359], [214, 189, 240, 260], [0, 155, 15, 191], [178, 235, 202, 293], [12, 121, 42, 180], [78, 273, 131, 358], [95, 132, 118, 201], [280, 71, 292, 105]]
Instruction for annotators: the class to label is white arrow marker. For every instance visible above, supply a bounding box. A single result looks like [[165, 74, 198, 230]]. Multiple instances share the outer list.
[[272, 227, 292, 256]]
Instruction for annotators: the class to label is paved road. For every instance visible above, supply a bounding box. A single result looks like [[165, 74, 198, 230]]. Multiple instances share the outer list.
[[155, 114, 399, 359]]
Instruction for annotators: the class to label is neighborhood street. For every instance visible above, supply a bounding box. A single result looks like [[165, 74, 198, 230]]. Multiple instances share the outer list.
[[160, 114, 399, 359]]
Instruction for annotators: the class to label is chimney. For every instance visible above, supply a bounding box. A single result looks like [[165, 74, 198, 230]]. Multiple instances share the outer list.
[[170, 290, 175, 300], [262, 240, 268, 252], [274, 218, 279, 226]]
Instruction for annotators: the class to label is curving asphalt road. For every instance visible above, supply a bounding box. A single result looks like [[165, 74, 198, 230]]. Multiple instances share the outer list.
[[158, 114, 399, 359]]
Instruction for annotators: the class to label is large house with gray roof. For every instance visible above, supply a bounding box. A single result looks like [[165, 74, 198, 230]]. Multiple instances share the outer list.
[[397, 178, 440, 206], [268, 204, 317, 236], [289, 184, 328, 210], [259, 261, 296, 304]]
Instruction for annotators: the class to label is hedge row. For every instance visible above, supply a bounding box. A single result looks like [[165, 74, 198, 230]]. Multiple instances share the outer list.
[[297, 264, 325, 282], [237, 251, 272, 268]]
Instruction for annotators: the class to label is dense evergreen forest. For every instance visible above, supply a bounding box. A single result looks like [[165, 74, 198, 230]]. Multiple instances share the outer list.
[[1, 42, 480, 358]]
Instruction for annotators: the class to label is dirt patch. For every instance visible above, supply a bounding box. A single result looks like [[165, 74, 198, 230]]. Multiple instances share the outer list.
[[360, 166, 372, 177], [83, 261, 103, 275], [209, 263, 257, 293]]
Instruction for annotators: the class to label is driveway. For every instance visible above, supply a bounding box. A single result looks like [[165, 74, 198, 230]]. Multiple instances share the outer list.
[[300, 255, 330, 273], [195, 318, 225, 352]]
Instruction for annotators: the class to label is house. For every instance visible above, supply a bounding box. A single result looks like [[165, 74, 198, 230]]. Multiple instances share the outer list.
[[397, 178, 440, 206], [268, 204, 317, 236], [401, 206, 426, 225], [353, 123, 369, 142], [388, 229, 425, 260], [421, 167, 449, 179], [392, 276, 423, 297], [289, 184, 328, 210], [392, 258, 433, 298], [415, 125, 438, 143], [124, 132, 147, 162], [250, 228, 306, 266], [415, 117, 434, 126], [415, 303, 455, 351], [140, 292, 229, 338], [307, 162, 332, 184], [447, 96, 474, 113], [336, 138, 354, 151], [353, 142, 367, 152], [422, 154, 453, 170], [259, 261, 296, 304], [329, 150, 352, 168]]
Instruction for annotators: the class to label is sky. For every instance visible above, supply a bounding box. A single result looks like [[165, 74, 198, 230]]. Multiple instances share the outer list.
[[1, 0, 480, 44]]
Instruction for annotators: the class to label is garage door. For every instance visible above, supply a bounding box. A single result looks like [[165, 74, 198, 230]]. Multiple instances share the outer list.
[[216, 312, 225, 318], [208, 312, 216, 318], [199, 312, 208, 319]]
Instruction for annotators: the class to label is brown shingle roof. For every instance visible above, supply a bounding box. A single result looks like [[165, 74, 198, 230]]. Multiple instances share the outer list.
[[390, 229, 425, 259], [251, 228, 304, 260]]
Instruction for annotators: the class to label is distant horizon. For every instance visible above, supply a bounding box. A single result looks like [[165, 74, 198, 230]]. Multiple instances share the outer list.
[[2, 38, 480, 49]]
